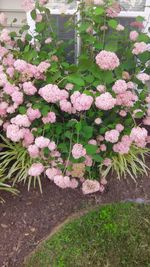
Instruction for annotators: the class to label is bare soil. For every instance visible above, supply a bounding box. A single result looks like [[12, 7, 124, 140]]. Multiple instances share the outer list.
[[0, 171, 150, 267]]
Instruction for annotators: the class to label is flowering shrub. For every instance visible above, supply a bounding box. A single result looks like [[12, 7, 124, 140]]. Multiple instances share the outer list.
[[0, 0, 150, 195]]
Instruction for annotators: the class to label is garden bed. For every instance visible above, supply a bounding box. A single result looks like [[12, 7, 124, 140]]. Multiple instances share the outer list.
[[0, 170, 150, 267]]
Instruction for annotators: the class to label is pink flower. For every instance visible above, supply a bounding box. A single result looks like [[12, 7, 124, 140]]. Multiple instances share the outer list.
[[48, 141, 56, 151], [95, 118, 102, 125], [6, 124, 24, 142], [11, 114, 31, 127], [132, 42, 147, 55], [0, 13, 7, 26], [72, 144, 86, 159], [112, 80, 127, 94], [94, 0, 104, 5], [130, 127, 148, 148], [100, 144, 106, 151], [23, 82, 37, 95], [6, 67, 15, 78], [35, 136, 50, 148], [96, 85, 106, 93], [136, 73, 150, 84], [22, 0, 35, 11], [0, 29, 11, 43], [0, 102, 8, 117], [143, 117, 150, 126], [22, 129, 34, 147], [127, 82, 135, 89], [116, 124, 124, 132], [130, 31, 139, 41], [96, 50, 120, 70], [53, 175, 70, 189], [4, 83, 18, 96], [71, 92, 93, 112], [95, 92, 116, 110], [113, 141, 130, 154], [60, 100, 72, 114], [116, 24, 124, 31], [88, 139, 97, 145], [28, 163, 44, 176], [116, 91, 137, 107], [69, 178, 78, 189], [28, 144, 39, 158], [103, 158, 112, 166], [46, 168, 62, 181], [130, 21, 144, 29], [11, 91, 23, 105], [82, 179, 100, 194], [39, 0, 48, 5], [39, 84, 62, 103], [119, 110, 127, 117], [65, 83, 74, 91], [106, 3, 121, 18], [45, 38, 52, 44], [27, 107, 41, 121], [42, 112, 56, 124], [105, 129, 119, 143], [37, 62, 51, 73], [14, 59, 27, 72], [85, 155, 93, 167], [35, 14, 42, 22]]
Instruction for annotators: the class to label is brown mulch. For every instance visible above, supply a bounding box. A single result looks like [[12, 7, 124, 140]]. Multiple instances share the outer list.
[[0, 172, 150, 267]]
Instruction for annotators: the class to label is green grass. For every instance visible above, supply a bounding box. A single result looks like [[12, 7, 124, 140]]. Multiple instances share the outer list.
[[25, 203, 150, 267]]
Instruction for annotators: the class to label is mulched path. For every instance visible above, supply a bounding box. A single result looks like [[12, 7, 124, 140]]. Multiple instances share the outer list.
[[0, 171, 150, 267]]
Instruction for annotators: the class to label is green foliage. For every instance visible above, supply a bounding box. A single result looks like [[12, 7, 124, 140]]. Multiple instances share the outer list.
[[0, 136, 42, 192], [100, 146, 150, 181]]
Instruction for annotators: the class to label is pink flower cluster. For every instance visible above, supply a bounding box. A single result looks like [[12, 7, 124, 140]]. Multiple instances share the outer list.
[[105, 129, 119, 143], [116, 91, 138, 107], [113, 135, 132, 154], [112, 80, 128, 94], [95, 92, 116, 110], [96, 50, 120, 70], [28, 163, 44, 176], [132, 42, 147, 55], [71, 92, 93, 112], [136, 73, 150, 84], [129, 31, 139, 41], [130, 127, 148, 148], [39, 84, 68, 103], [42, 112, 56, 124], [106, 3, 121, 18], [72, 144, 86, 159]]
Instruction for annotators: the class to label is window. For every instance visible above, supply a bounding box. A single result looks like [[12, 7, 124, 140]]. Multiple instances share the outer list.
[[118, 0, 150, 34]]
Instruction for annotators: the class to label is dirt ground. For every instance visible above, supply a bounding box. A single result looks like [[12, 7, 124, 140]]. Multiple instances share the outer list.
[[0, 171, 150, 267]]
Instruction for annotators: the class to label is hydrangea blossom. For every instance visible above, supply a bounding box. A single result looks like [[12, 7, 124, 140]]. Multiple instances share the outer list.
[[96, 50, 120, 70]]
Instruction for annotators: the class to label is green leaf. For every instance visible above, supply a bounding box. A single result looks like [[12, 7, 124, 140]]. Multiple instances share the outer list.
[[31, 10, 37, 20], [44, 124, 51, 131], [94, 7, 104, 15], [92, 154, 103, 162], [41, 106, 50, 116], [36, 22, 46, 32], [82, 126, 93, 139], [58, 143, 68, 153], [84, 75, 94, 83], [75, 122, 82, 132], [108, 19, 118, 29], [85, 144, 98, 155], [37, 128, 43, 134], [134, 111, 144, 119], [67, 74, 85, 86], [19, 106, 27, 114], [65, 131, 72, 139]]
